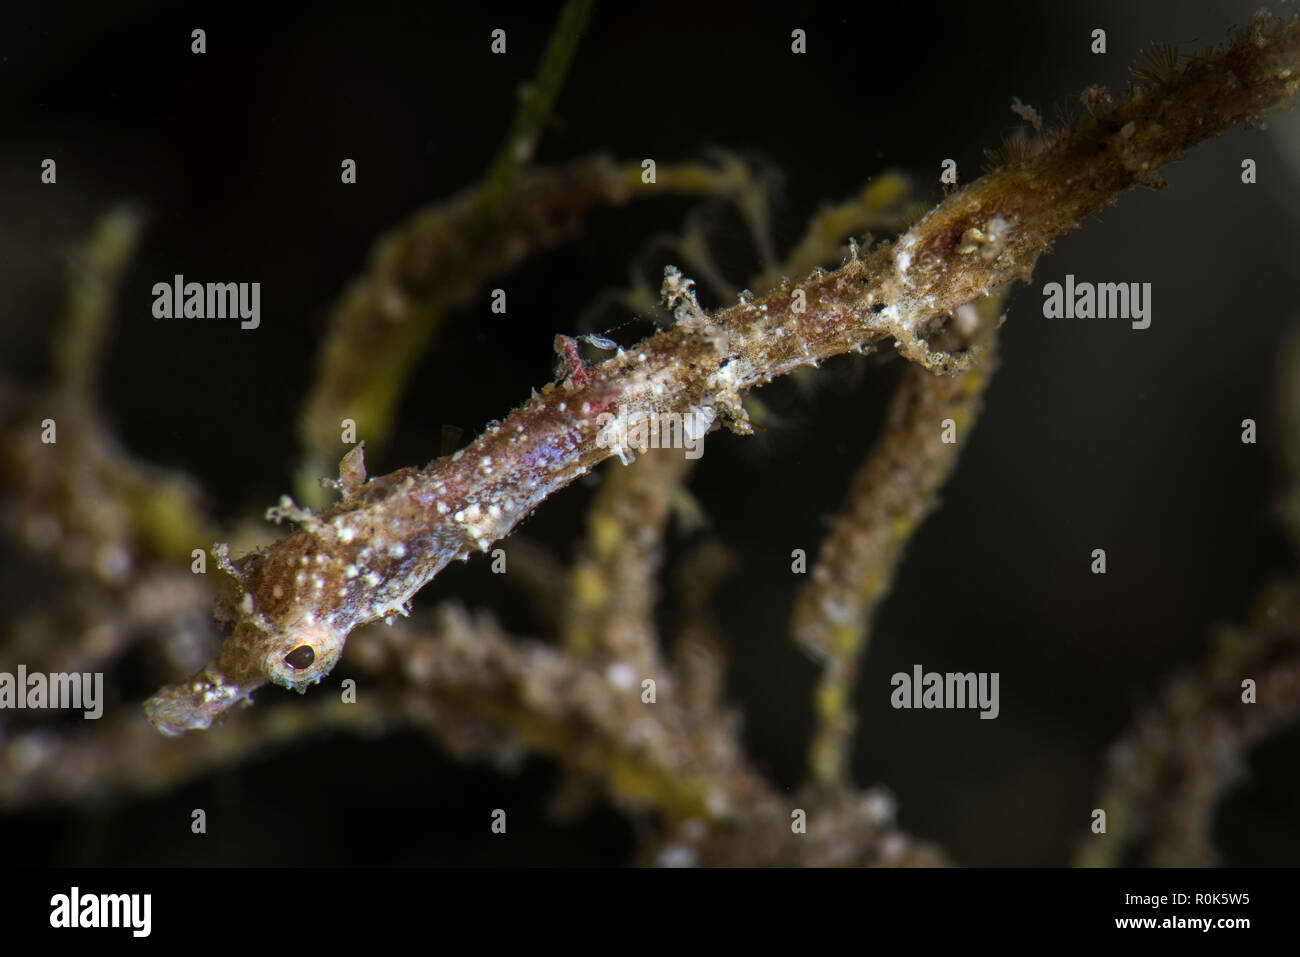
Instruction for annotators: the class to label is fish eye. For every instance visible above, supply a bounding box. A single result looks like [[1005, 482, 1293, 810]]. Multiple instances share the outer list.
[[284, 645, 316, 670]]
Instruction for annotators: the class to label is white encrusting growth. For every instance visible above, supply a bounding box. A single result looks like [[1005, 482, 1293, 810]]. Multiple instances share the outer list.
[[894, 231, 918, 275], [957, 212, 1012, 262]]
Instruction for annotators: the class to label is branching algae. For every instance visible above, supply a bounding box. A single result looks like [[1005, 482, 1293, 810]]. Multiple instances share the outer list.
[[144, 12, 1300, 735]]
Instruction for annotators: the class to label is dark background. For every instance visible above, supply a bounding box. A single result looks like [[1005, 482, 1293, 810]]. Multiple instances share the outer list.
[[2, 0, 1298, 865]]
